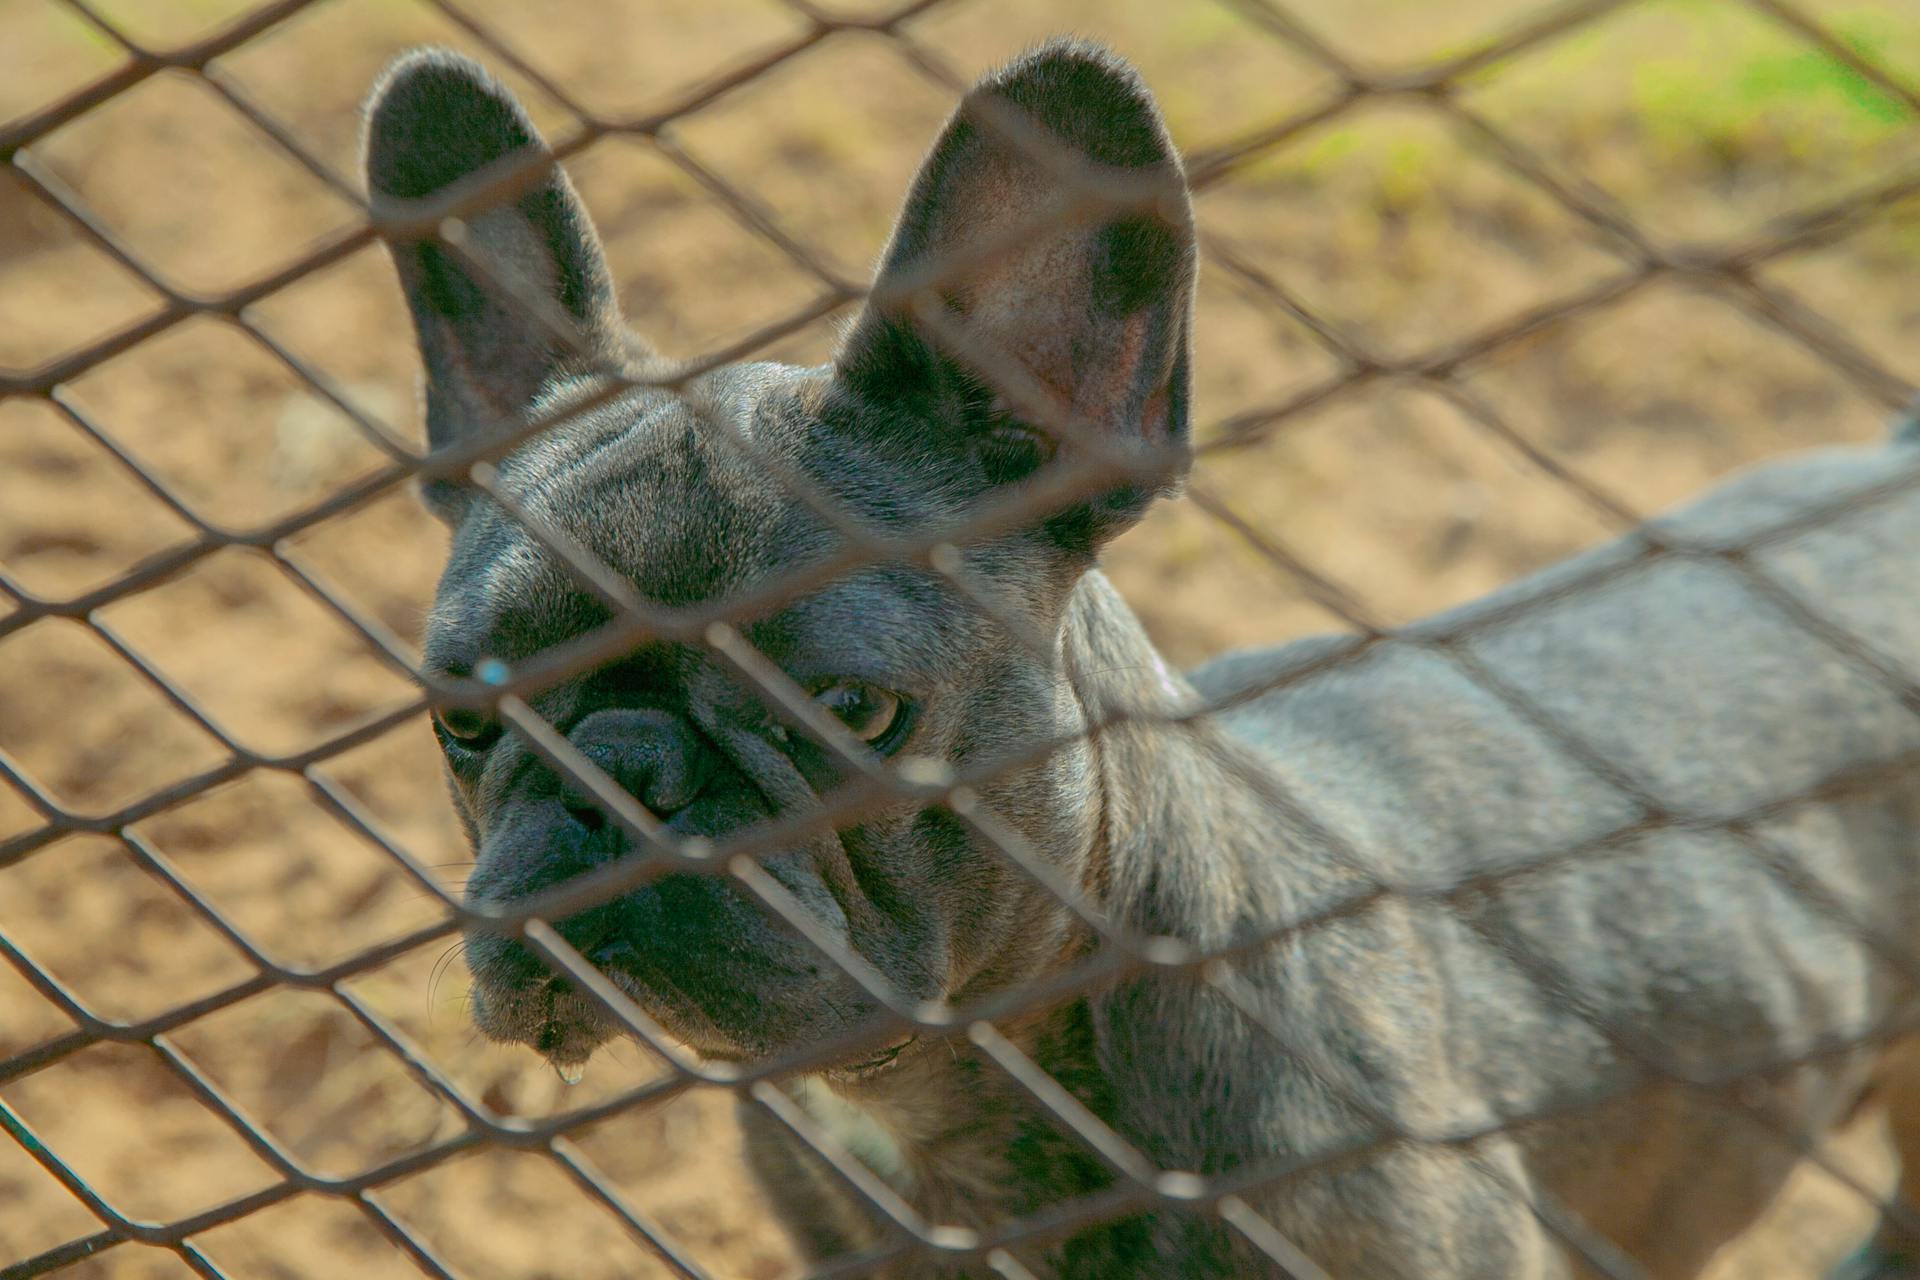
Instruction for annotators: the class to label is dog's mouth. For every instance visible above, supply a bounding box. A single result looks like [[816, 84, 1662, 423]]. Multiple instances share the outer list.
[[465, 938, 860, 1073], [469, 959, 742, 1080], [471, 977, 615, 1078], [460, 784, 940, 1080], [471, 962, 921, 1084]]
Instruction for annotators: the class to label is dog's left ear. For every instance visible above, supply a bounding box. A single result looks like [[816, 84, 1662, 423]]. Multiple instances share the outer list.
[[835, 39, 1195, 551]]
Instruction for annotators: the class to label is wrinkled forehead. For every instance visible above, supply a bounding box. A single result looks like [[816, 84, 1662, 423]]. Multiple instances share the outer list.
[[429, 370, 834, 658], [425, 362, 1055, 678]]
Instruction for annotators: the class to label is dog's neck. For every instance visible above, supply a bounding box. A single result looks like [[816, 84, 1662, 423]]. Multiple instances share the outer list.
[[792, 573, 1294, 1230], [1061, 571, 1288, 950]]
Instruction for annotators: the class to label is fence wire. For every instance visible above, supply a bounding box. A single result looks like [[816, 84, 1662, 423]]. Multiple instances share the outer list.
[[2, 0, 1920, 1277]]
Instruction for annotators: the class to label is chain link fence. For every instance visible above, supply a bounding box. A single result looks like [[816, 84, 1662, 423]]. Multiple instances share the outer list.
[[3, 0, 1920, 1276]]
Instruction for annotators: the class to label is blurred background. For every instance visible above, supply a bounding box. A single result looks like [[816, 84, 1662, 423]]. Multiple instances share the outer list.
[[1, 0, 1917, 1275]]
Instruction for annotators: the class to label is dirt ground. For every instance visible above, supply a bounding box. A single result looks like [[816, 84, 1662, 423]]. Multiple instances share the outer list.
[[2, 0, 1919, 1276]]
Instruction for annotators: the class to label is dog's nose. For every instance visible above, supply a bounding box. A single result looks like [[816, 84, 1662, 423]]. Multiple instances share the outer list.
[[562, 707, 715, 825]]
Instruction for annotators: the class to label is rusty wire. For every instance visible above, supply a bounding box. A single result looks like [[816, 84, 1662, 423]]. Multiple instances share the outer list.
[[3, 0, 1920, 1276]]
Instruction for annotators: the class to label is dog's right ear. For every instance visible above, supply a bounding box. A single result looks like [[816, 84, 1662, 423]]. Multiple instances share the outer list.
[[363, 49, 622, 521]]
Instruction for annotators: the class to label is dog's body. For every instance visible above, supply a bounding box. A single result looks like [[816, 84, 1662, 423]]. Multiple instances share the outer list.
[[751, 440, 1920, 1279], [364, 39, 1920, 1280]]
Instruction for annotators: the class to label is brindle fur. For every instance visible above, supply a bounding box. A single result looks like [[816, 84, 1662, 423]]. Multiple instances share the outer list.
[[365, 40, 1920, 1278]]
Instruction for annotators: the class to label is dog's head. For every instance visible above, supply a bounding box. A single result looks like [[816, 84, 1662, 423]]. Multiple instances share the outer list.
[[363, 40, 1195, 1071]]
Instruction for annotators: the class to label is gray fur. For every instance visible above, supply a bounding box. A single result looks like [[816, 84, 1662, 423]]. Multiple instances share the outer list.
[[366, 39, 1920, 1279]]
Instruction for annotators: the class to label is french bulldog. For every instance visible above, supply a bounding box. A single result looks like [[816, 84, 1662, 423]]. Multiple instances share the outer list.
[[365, 38, 1920, 1279]]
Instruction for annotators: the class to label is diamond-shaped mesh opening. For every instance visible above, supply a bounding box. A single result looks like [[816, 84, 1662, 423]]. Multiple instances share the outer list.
[[80, 0, 292, 52], [0, 170, 167, 378], [1449, 824, 1915, 1277], [566, 1089, 806, 1276], [377, 1144, 703, 1280], [59, 317, 400, 531], [25, 68, 360, 296], [214, 0, 586, 181], [454, 0, 815, 122], [1476, 823, 1896, 1067], [1243, 640, 1644, 887], [1188, 383, 1621, 626], [736, 301, 854, 368], [1, 1041, 280, 1222], [163, 987, 467, 1178], [239, 244, 431, 458], [0, 2, 129, 129], [0, 833, 256, 1023], [1760, 187, 1920, 390], [246, 493, 442, 674], [568, 135, 830, 356], [1464, 279, 1898, 515], [95, 548, 416, 759], [0, 620, 229, 817], [1199, 99, 1628, 360], [1297, 0, 1605, 74], [1104, 492, 1364, 667], [1465, 0, 1920, 247], [192, 1191, 444, 1280], [307, 722, 470, 873], [1756, 497, 1920, 687], [670, 30, 964, 281], [133, 771, 450, 970], [1463, 553, 1911, 816], [1185, 250, 1347, 432], [0, 398, 197, 602], [907, 0, 1338, 154]]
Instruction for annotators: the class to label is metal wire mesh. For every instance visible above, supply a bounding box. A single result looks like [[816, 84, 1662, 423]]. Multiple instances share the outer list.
[[3, 0, 1920, 1276]]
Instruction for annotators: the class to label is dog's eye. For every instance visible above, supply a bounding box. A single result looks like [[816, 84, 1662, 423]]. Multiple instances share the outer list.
[[434, 705, 503, 752], [812, 680, 907, 751]]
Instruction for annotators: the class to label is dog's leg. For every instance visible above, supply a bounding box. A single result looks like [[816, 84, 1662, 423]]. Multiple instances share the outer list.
[[737, 1089, 899, 1274], [1834, 1041, 1920, 1280]]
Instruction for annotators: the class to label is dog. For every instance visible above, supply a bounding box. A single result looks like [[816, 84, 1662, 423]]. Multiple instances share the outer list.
[[364, 38, 1920, 1279]]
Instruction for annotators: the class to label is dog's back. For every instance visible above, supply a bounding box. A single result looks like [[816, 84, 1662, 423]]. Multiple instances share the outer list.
[[1176, 435, 1920, 1276]]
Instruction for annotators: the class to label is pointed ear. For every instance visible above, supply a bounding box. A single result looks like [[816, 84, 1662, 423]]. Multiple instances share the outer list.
[[835, 40, 1195, 551], [363, 49, 623, 520]]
